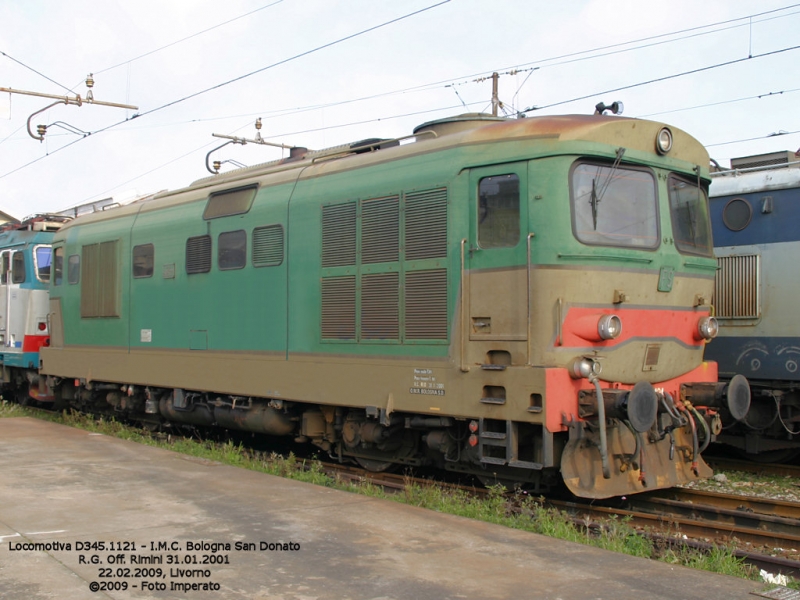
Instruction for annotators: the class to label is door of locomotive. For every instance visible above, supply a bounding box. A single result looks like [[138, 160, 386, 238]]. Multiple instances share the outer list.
[[0, 248, 25, 349], [467, 162, 529, 342]]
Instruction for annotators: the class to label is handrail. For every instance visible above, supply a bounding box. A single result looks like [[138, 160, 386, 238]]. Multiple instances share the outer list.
[[526, 233, 535, 365], [460, 239, 469, 372]]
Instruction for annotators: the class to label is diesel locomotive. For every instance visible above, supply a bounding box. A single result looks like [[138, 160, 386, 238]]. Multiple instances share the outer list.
[[707, 151, 800, 461], [34, 112, 751, 499]]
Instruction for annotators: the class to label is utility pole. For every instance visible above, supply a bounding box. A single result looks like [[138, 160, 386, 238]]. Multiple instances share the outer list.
[[491, 72, 499, 117]]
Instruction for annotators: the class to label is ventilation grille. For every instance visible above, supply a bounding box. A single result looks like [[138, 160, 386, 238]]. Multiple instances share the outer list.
[[715, 254, 760, 319], [362, 196, 399, 264], [81, 241, 119, 318], [321, 276, 356, 339], [361, 273, 399, 339], [322, 203, 356, 267], [730, 151, 798, 171], [405, 188, 447, 260], [320, 189, 449, 343], [186, 235, 212, 274], [405, 269, 448, 339], [253, 225, 284, 267]]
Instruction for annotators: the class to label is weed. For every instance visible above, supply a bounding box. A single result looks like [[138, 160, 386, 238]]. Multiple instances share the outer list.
[[0, 405, 778, 585]]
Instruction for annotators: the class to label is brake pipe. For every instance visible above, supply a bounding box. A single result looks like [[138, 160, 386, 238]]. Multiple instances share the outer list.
[[689, 405, 712, 454], [685, 406, 700, 476], [589, 373, 611, 479]]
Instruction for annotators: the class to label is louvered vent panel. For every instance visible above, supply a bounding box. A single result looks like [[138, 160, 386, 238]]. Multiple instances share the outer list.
[[405, 269, 448, 339], [405, 188, 447, 260], [715, 254, 760, 318], [322, 203, 356, 267], [253, 225, 284, 267], [362, 196, 399, 264], [81, 242, 119, 317], [361, 273, 399, 339], [80, 243, 99, 318], [186, 235, 212, 274], [321, 276, 356, 339], [98, 241, 119, 317]]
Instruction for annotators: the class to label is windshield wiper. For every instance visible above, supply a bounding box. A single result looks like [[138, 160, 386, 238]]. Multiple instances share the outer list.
[[588, 148, 626, 230]]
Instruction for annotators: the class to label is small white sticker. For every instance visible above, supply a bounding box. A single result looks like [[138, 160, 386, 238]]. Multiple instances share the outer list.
[[141, 329, 152, 343]]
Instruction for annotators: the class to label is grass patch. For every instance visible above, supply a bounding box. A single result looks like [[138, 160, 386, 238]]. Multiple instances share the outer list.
[[0, 402, 771, 584]]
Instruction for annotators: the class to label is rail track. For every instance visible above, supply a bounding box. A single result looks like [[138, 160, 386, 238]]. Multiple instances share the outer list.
[[554, 487, 800, 577], [22, 407, 800, 580], [706, 456, 800, 479], [304, 457, 800, 578]]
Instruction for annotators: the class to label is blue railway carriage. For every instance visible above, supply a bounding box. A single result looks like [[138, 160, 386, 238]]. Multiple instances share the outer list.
[[0, 216, 67, 403], [707, 151, 800, 460]]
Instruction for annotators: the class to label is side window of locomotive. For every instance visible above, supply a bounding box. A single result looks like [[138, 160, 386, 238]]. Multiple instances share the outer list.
[[478, 174, 520, 248], [34, 246, 52, 282], [0, 252, 9, 284], [11, 252, 25, 284], [570, 162, 658, 249], [203, 186, 257, 220], [53, 247, 64, 286], [132, 244, 154, 278], [668, 174, 713, 257], [67, 254, 81, 285], [218, 230, 246, 270], [67, 255, 81, 285]]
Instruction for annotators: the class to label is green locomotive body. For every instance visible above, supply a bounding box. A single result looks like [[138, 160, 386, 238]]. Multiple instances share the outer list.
[[40, 113, 748, 498]]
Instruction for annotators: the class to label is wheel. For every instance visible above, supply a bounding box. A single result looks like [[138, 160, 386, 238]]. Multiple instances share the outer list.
[[356, 457, 396, 472]]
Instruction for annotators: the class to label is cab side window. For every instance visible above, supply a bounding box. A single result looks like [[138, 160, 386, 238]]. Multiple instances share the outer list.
[[53, 248, 64, 286], [478, 174, 520, 248], [11, 252, 25, 283]]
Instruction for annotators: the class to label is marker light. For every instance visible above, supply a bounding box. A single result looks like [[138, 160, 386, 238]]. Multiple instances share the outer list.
[[598, 315, 622, 340], [697, 316, 719, 341], [656, 127, 673, 155]]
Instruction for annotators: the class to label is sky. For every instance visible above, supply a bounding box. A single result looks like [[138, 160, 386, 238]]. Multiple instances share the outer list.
[[0, 0, 798, 220]]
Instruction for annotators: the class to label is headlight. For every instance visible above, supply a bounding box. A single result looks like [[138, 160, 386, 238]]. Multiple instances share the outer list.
[[656, 127, 673, 155], [568, 357, 603, 379], [598, 315, 622, 340], [697, 316, 718, 341]]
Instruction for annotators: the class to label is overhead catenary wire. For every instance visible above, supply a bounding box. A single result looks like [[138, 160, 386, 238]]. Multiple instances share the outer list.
[[706, 128, 800, 148], [2, 1, 799, 198], [31, 3, 800, 139], [0, 1, 452, 182], [3, 39, 798, 184], [77, 100, 486, 204], [6, 2, 798, 133], [638, 88, 800, 118], [520, 44, 800, 114], [89, 0, 287, 77], [0, 50, 75, 94], [130, 1, 451, 121]]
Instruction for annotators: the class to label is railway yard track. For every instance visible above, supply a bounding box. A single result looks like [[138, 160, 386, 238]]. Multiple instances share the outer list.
[[22, 407, 800, 581], [313, 458, 800, 578], [557, 488, 800, 577]]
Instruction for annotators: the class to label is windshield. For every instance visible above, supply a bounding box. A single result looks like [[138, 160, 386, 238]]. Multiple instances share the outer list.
[[668, 174, 712, 257], [571, 162, 658, 249], [35, 245, 52, 283]]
